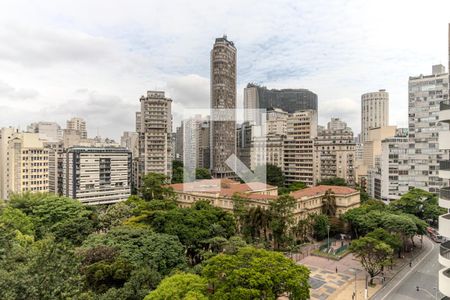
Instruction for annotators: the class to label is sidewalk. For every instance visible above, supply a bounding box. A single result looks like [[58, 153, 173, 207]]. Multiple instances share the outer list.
[[334, 236, 428, 300], [296, 236, 428, 299]]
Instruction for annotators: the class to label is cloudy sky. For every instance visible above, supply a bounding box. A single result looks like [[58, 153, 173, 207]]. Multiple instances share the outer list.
[[0, 0, 449, 140]]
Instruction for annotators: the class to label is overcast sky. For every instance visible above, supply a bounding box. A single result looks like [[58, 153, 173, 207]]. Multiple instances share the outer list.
[[0, 0, 449, 140]]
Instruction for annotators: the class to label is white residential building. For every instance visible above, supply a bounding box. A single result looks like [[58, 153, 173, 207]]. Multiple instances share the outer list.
[[63, 147, 132, 205]]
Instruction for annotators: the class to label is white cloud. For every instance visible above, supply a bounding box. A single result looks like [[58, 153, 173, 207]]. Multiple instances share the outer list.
[[0, 0, 449, 139]]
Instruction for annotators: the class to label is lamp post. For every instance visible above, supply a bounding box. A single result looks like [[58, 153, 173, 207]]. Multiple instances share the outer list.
[[327, 225, 331, 251]]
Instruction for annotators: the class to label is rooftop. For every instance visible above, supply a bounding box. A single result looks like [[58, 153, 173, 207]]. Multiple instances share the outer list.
[[290, 185, 358, 198]]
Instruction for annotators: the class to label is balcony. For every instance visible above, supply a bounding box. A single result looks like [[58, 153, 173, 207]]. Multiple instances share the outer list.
[[440, 160, 450, 179], [441, 187, 450, 209], [439, 268, 450, 297], [440, 241, 450, 267], [441, 101, 450, 124], [440, 131, 450, 150], [440, 214, 450, 238]]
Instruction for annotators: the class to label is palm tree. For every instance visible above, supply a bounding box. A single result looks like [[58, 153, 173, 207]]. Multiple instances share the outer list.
[[322, 189, 337, 217]]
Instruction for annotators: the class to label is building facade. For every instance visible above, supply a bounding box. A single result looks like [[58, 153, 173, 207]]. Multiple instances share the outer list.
[[438, 96, 450, 297], [244, 83, 318, 125], [27, 122, 62, 142], [284, 110, 318, 186], [408, 65, 449, 193], [4, 133, 50, 197], [63, 147, 132, 205], [170, 180, 360, 220], [137, 91, 173, 182], [66, 117, 88, 139], [314, 125, 355, 185], [210, 35, 237, 178], [361, 89, 389, 143]]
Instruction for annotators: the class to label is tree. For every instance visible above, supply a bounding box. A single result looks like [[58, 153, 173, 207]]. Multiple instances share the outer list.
[[318, 177, 347, 186], [195, 168, 212, 180], [9, 194, 94, 245], [253, 164, 285, 187], [321, 189, 337, 216], [366, 228, 402, 258], [132, 201, 236, 265], [0, 236, 83, 300], [96, 202, 133, 232], [311, 214, 329, 240], [145, 273, 208, 300], [269, 194, 296, 249], [81, 225, 186, 275], [232, 194, 249, 235], [172, 161, 185, 184], [202, 247, 310, 300], [278, 182, 306, 195], [242, 206, 271, 244], [140, 173, 174, 201], [350, 236, 393, 285]]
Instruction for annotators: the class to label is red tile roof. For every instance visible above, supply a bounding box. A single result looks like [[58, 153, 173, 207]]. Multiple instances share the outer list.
[[169, 179, 276, 197], [290, 185, 358, 198]]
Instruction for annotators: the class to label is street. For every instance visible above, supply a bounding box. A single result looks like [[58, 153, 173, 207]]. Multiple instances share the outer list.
[[372, 236, 442, 300]]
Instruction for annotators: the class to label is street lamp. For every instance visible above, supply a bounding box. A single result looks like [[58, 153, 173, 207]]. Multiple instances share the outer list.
[[327, 225, 331, 251]]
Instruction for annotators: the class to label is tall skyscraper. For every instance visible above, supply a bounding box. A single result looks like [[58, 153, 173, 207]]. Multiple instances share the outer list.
[[66, 117, 88, 139], [284, 110, 318, 186], [361, 89, 389, 143], [408, 65, 449, 193], [244, 83, 318, 125], [210, 35, 237, 178], [137, 91, 173, 182]]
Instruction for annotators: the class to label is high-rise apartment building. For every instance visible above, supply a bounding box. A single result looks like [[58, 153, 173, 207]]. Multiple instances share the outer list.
[[27, 122, 62, 142], [367, 133, 409, 201], [0, 128, 17, 199], [210, 35, 237, 178], [4, 132, 50, 197], [137, 91, 173, 182], [408, 65, 449, 193], [244, 84, 318, 125], [284, 110, 318, 185], [66, 117, 88, 139], [174, 125, 184, 162], [63, 147, 131, 205], [314, 121, 355, 185], [438, 93, 450, 297], [361, 89, 389, 143]]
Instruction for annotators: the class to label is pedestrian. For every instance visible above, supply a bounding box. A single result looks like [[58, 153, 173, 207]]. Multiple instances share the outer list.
[[335, 266, 338, 273], [409, 261, 412, 267]]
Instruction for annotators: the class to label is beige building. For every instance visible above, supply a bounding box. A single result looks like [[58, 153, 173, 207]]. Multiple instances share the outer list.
[[314, 125, 355, 185], [66, 117, 88, 139], [362, 126, 397, 168], [361, 90, 389, 143], [210, 35, 237, 178], [169, 179, 360, 220], [137, 91, 173, 182], [284, 110, 318, 186], [1, 132, 50, 198], [0, 128, 17, 199], [63, 147, 131, 205]]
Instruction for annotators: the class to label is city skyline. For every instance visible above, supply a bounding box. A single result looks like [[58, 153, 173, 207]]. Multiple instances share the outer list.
[[1, 0, 450, 139]]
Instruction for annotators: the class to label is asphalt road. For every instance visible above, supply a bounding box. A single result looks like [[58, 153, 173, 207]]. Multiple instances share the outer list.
[[372, 236, 442, 300]]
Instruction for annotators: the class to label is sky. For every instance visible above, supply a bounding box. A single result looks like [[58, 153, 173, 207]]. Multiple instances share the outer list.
[[0, 0, 449, 140]]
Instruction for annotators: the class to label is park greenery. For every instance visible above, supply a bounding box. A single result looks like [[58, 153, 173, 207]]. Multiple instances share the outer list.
[[0, 167, 443, 298], [0, 172, 314, 300]]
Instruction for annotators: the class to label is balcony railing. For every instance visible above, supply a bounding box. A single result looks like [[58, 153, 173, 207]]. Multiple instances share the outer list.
[[441, 241, 450, 260], [441, 160, 450, 171], [442, 187, 450, 201], [441, 101, 450, 111]]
